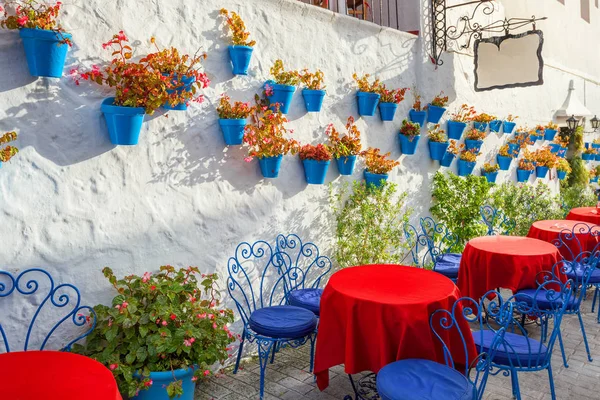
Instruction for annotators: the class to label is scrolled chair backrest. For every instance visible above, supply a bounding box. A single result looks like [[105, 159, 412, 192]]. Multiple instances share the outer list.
[[419, 217, 460, 263], [550, 257, 598, 310], [403, 223, 429, 267], [552, 222, 600, 262], [480, 205, 516, 236], [0, 268, 96, 353]]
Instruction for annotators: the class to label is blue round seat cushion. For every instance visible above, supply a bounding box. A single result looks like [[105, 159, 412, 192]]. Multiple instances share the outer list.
[[564, 262, 600, 284], [376, 358, 474, 400], [249, 305, 317, 339], [288, 288, 323, 315], [434, 253, 462, 279], [472, 329, 547, 366], [514, 288, 577, 311]]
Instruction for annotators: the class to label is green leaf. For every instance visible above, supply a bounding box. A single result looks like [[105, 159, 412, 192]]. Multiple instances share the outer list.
[[139, 325, 149, 338], [136, 347, 148, 362]]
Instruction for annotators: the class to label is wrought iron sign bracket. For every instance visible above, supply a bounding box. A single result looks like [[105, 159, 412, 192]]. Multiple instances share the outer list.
[[431, 0, 547, 67]]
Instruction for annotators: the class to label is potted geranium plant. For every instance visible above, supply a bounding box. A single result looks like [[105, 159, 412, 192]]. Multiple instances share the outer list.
[[376, 84, 408, 122], [447, 104, 475, 140], [243, 94, 299, 178], [265, 60, 300, 115], [441, 140, 462, 167], [503, 114, 518, 134], [556, 158, 571, 180], [326, 116, 362, 175], [299, 143, 332, 184], [408, 91, 426, 126], [532, 147, 557, 179], [353, 73, 381, 116], [0, 131, 18, 167], [219, 9, 255, 75], [534, 124, 545, 139], [426, 91, 449, 124], [544, 121, 558, 141], [361, 147, 399, 188], [299, 69, 326, 112], [464, 128, 486, 152], [1, 0, 72, 78], [590, 168, 598, 183], [530, 128, 543, 144], [481, 162, 499, 183], [457, 148, 479, 177], [582, 146, 596, 162], [552, 135, 569, 157], [216, 94, 252, 145], [517, 154, 535, 183], [471, 113, 495, 132], [427, 124, 449, 161], [497, 144, 514, 171], [399, 119, 421, 155]]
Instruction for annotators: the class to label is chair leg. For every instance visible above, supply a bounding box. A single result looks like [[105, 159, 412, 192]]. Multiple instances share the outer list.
[[547, 363, 557, 400], [270, 342, 277, 364], [233, 328, 246, 374], [557, 329, 569, 368], [258, 340, 275, 400], [592, 286, 598, 313], [577, 311, 593, 362], [309, 333, 316, 373], [510, 369, 521, 400]]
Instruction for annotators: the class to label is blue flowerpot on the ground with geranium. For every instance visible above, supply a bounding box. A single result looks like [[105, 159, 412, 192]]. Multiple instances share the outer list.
[[336, 155, 357, 175], [357, 91, 380, 116], [483, 171, 498, 183], [164, 74, 195, 110], [549, 143, 561, 154], [465, 139, 483, 152], [447, 121, 467, 140], [427, 105, 446, 124], [259, 155, 283, 178], [218, 119, 246, 145], [132, 367, 196, 400], [473, 122, 488, 132], [497, 155, 512, 170], [536, 166, 549, 179], [489, 120, 502, 133], [409, 109, 427, 126], [302, 89, 326, 112], [544, 129, 557, 141], [557, 170, 567, 180], [268, 82, 296, 114], [440, 152, 456, 167], [364, 170, 388, 188], [517, 169, 531, 183], [508, 143, 520, 157], [379, 102, 398, 121], [20, 28, 72, 78], [582, 153, 594, 162], [502, 121, 516, 134], [428, 141, 449, 161], [228, 45, 253, 75], [399, 134, 420, 155], [302, 159, 330, 184], [101, 97, 145, 145], [457, 159, 476, 176]]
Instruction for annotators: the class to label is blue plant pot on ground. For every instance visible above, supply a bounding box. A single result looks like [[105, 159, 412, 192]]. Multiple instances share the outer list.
[[101, 97, 145, 145], [465, 139, 483, 152], [508, 143, 520, 157], [228, 45, 253, 75], [544, 129, 557, 141], [428, 141, 449, 161], [427, 105, 446, 124], [473, 122, 488, 132], [302, 159, 330, 184], [549, 143, 561, 154], [582, 153, 594, 162], [489, 120, 502, 133], [378, 102, 398, 121], [457, 159, 476, 176], [536, 166, 549, 179], [517, 169, 531, 183], [267, 83, 296, 114], [163, 74, 195, 110], [302, 89, 326, 112], [399, 134, 420, 155], [408, 109, 426, 127], [502, 121, 516, 134], [356, 91, 380, 116], [497, 155, 512, 171], [259, 155, 283, 178], [20, 28, 72, 78], [483, 171, 498, 183], [218, 119, 246, 145], [335, 155, 356, 175], [440, 152, 456, 167], [447, 121, 466, 140], [557, 170, 567, 180], [132, 367, 196, 400], [364, 170, 388, 188]]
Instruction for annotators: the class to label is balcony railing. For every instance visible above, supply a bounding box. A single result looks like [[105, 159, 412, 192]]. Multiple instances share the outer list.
[[297, 0, 419, 34]]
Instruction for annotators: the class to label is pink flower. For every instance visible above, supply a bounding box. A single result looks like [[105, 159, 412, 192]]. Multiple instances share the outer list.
[[162, 320, 168, 326], [117, 30, 127, 41], [0, 6, 4, 12], [183, 339, 193, 347], [263, 138, 272, 144], [191, 377, 198, 382], [142, 272, 152, 283], [144, 380, 153, 387], [108, 318, 113, 327], [244, 156, 253, 163], [17, 15, 28, 26], [170, 313, 177, 320], [264, 84, 274, 97], [208, 314, 215, 320], [212, 322, 218, 329], [203, 370, 210, 377], [102, 42, 110, 50], [150, 285, 156, 291], [109, 364, 118, 371], [190, 338, 195, 343]]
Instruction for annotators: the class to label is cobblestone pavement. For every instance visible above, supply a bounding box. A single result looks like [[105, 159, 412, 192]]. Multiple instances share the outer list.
[[197, 295, 600, 400]]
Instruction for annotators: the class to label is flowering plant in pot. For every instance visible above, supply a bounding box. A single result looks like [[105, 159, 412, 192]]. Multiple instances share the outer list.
[[216, 94, 252, 145], [427, 124, 449, 161], [529, 128, 543, 143], [219, 9, 255, 75], [426, 91, 449, 124], [408, 91, 426, 126], [471, 112, 495, 132], [265, 60, 300, 114], [464, 128, 486, 152], [534, 124, 545, 137], [457, 148, 479, 176], [447, 104, 475, 140], [532, 147, 557, 179], [299, 143, 332, 184], [556, 158, 571, 180], [353, 73, 381, 116], [517, 155, 535, 183], [1, 0, 72, 77], [72, 266, 235, 400], [593, 138, 600, 149], [361, 147, 399, 188], [299, 69, 326, 112], [441, 140, 462, 167], [552, 135, 569, 157], [481, 162, 499, 183], [497, 144, 514, 170], [376, 84, 408, 121], [244, 95, 299, 178], [399, 119, 421, 155], [544, 121, 558, 141], [590, 168, 598, 183], [502, 114, 518, 134], [0, 131, 19, 167], [326, 116, 362, 175], [582, 146, 597, 162]]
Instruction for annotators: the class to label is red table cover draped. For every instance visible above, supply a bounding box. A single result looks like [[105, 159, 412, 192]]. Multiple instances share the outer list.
[[527, 219, 598, 259], [566, 207, 600, 225], [314, 264, 476, 391], [457, 236, 561, 300], [0, 351, 122, 400]]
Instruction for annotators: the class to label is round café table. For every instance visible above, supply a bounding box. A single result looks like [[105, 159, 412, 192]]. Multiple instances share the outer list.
[[0, 351, 122, 400], [457, 236, 561, 300], [566, 207, 600, 225], [314, 264, 476, 391], [527, 219, 599, 260]]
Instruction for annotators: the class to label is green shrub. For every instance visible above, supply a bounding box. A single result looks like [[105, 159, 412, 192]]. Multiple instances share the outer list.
[[559, 184, 596, 215], [566, 156, 589, 188]]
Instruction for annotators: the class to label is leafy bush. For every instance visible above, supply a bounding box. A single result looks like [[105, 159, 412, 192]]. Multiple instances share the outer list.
[[566, 156, 589, 187], [559, 185, 596, 215]]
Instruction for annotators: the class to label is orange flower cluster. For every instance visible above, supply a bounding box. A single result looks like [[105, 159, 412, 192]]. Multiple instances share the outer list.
[[428, 124, 447, 143], [352, 73, 381, 93], [532, 147, 558, 168], [1, 0, 68, 43], [446, 140, 463, 155], [326, 116, 362, 158], [361, 147, 399, 175], [0, 131, 18, 163], [400, 119, 421, 140], [465, 128, 487, 141], [219, 9, 255, 47], [482, 162, 499, 173], [216, 94, 252, 120], [378, 84, 409, 104], [300, 69, 325, 90], [471, 113, 496, 123], [449, 104, 476, 123], [459, 149, 479, 162], [298, 143, 332, 161], [270, 59, 300, 86], [430, 91, 449, 108]]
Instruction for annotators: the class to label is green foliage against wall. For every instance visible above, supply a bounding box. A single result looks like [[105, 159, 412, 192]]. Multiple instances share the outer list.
[[566, 156, 589, 188]]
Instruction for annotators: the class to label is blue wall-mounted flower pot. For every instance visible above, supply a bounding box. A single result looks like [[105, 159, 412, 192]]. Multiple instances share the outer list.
[[408, 109, 427, 126], [163, 74, 195, 110], [582, 153, 594, 162], [132, 367, 196, 400], [428, 141, 449, 161], [549, 143, 561, 154], [508, 143, 520, 157], [497, 155, 512, 171], [302, 89, 326, 112], [595, 153, 600, 161], [228, 45, 253, 75], [259, 155, 283, 178], [302, 159, 330, 184], [364, 170, 388, 188], [483, 171, 498, 183], [558, 147, 567, 157], [101, 97, 145, 145], [440, 152, 456, 167], [20, 28, 72, 78], [517, 169, 531, 183], [427, 105, 446, 124], [473, 122, 488, 132], [593, 143, 600, 149], [591, 177, 599, 183], [267, 83, 296, 114], [447, 120, 466, 140], [557, 170, 567, 180], [457, 159, 476, 176], [399, 133, 420, 155], [502, 121, 516, 134], [535, 165, 549, 179], [379, 102, 398, 121], [218, 118, 246, 145], [489, 120, 502, 133], [356, 91, 380, 116], [336, 155, 357, 175], [465, 139, 483, 152], [530, 135, 540, 144], [544, 129, 557, 141]]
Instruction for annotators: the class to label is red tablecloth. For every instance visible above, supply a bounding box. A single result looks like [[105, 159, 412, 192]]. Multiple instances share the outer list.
[[314, 264, 476, 390], [0, 351, 122, 400], [527, 219, 599, 259], [566, 207, 600, 225], [457, 236, 561, 300]]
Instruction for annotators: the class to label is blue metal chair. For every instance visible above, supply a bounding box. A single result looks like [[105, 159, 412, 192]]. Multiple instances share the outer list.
[[227, 240, 318, 400], [419, 217, 462, 281], [480, 205, 516, 236], [376, 292, 512, 400], [474, 273, 574, 400], [0, 268, 96, 352]]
